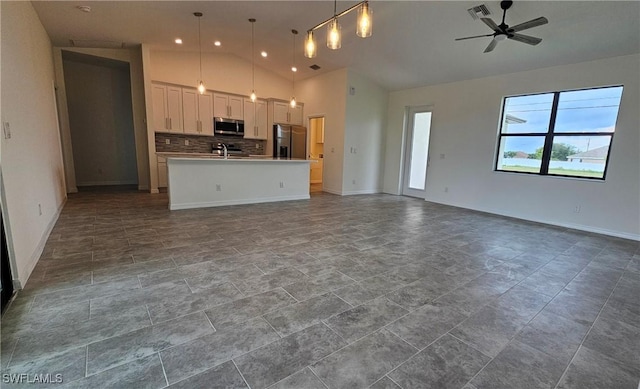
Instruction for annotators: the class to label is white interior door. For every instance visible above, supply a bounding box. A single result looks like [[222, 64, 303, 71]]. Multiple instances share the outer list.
[[402, 107, 433, 198]]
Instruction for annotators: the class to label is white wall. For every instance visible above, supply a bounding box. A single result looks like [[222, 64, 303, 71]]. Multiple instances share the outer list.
[[297, 69, 348, 194], [342, 70, 388, 195], [384, 54, 640, 240], [149, 50, 292, 100], [0, 1, 67, 287], [63, 56, 138, 186]]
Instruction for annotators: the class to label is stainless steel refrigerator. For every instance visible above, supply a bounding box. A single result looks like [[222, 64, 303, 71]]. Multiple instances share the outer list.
[[273, 124, 307, 159]]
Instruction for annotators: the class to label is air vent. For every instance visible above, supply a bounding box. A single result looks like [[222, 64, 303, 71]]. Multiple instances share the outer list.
[[467, 4, 492, 20], [309, 64, 321, 70], [69, 39, 126, 49]]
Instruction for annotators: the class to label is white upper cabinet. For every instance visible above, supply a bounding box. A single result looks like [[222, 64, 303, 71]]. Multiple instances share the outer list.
[[214, 92, 243, 120], [182, 88, 213, 135], [273, 100, 303, 125], [244, 98, 268, 140], [198, 93, 213, 135], [152, 83, 183, 132]]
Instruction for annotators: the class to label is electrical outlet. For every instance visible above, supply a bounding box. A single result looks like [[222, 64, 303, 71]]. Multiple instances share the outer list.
[[185, 139, 189, 146], [216, 184, 221, 191], [279, 182, 285, 188], [38, 204, 42, 216], [3, 121, 11, 139], [444, 187, 449, 193], [165, 139, 170, 145], [352, 179, 356, 185], [256, 144, 259, 149], [573, 205, 581, 213], [353, 147, 357, 154]]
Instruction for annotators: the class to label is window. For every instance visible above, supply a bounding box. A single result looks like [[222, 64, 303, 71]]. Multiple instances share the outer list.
[[495, 86, 623, 180]]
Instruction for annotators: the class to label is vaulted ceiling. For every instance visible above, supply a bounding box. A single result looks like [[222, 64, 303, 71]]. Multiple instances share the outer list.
[[32, 1, 640, 91]]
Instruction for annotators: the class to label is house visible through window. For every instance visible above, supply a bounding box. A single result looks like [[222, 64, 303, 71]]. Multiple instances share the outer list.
[[495, 85, 623, 179]]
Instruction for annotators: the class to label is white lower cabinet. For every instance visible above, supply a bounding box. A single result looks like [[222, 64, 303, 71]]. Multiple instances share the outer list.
[[157, 156, 168, 188]]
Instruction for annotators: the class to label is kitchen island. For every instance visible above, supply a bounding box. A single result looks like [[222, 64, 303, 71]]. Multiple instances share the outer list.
[[162, 154, 312, 210]]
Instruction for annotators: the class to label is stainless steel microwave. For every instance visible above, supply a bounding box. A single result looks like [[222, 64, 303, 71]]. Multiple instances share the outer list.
[[214, 117, 244, 136]]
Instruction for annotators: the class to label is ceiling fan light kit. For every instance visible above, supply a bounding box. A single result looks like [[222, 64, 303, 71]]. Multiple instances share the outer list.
[[455, 0, 548, 53]]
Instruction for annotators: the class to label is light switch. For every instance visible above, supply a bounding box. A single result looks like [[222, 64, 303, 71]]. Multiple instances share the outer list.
[[3, 121, 11, 139]]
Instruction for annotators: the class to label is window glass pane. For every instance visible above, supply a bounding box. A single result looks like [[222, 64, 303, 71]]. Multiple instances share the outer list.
[[548, 135, 611, 178], [555, 86, 623, 133], [496, 136, 546, 173], [501, 93, 554, 134], [408, 112, 432, 190]]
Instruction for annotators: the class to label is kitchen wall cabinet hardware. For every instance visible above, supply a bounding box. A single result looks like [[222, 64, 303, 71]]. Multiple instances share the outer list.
[[152, 83, 183, 132], [214, 93, 243, 120], [273, 101, 303, 125], [243, 98, 268, 140], [183, 88, 213, 135]]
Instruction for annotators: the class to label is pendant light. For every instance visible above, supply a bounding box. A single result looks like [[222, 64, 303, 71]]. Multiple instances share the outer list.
[[305, 1, 372, 57], [356, 1, 372, 38], [249, 18, 257, 102], [290, 29, 298, 108], [194, 12, 205, 94], [327, 0, 341, 50], [304, 30, 317, 58]]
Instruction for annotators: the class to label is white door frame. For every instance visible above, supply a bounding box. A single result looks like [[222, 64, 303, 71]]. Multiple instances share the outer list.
[[401, 105, 433, 198]]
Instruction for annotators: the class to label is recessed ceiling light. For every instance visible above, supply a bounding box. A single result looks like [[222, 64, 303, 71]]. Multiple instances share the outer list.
[[291, 66, 297, 72], [175, 38, 183, 44], [77, 5, 91, 13], [214, 41, 221, 47], [261, 51, 268, 58]]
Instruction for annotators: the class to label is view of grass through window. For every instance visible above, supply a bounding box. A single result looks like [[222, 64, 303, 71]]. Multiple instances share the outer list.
[[496, 86, 623, 179]]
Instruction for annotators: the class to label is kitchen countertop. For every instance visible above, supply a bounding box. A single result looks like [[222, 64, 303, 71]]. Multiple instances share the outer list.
[[157, 152, 312, 162]]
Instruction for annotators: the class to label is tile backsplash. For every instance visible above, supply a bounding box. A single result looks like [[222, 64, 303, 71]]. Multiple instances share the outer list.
[[155, 133, 266, 155]]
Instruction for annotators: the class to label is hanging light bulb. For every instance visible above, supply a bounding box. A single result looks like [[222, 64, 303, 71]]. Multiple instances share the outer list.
[[304, 30, 317, 58], [195, 12, 205, 94], [356, 1, 372, 38], [249, 18, 257, 102], [290, 29, 297, 109], [327, 18, 341, 50]]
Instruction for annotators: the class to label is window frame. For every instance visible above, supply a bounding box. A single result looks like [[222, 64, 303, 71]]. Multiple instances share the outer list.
[[494, 85, 623, 181]]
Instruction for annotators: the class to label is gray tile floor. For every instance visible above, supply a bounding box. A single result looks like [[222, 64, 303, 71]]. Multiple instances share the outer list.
[[1, 189, 639, 389]]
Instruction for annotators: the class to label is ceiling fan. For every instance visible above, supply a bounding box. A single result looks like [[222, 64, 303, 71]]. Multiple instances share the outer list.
[[456, 0, 548, 53]]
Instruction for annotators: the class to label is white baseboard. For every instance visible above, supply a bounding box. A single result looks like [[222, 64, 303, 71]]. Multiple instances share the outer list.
[[15, 198, 67, 289], [77, 180, 138, 186], [150, 188, 160, 194], [427, 198, 640, 242], [341, 188, 382, 196], [68, 186, 78, 194], [322, 188, 343, 195], [170, 195, 310, 210]]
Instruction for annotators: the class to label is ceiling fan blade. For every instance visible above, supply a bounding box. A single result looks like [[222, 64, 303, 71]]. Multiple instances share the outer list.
[[508, 17, 548, 33], [480, 17, 500, 31], [508, 33, 542, 45], [484, 39, 498, 53], [455, 33, 494, 41]]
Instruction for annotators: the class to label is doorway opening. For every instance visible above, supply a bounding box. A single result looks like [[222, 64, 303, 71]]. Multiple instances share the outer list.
[[402, 107, 433, 198], [62, 51, 138, 188], [309, 116, 325, 193], [1, 211, 14, 314]]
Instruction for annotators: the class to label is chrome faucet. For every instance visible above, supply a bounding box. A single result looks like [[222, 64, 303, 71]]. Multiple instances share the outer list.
[[221, 143, 228, 159]]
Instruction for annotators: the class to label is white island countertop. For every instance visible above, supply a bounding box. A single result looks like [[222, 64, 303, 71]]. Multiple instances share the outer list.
[[161, 153, 313, 210], [157, 152, 313, 162]]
